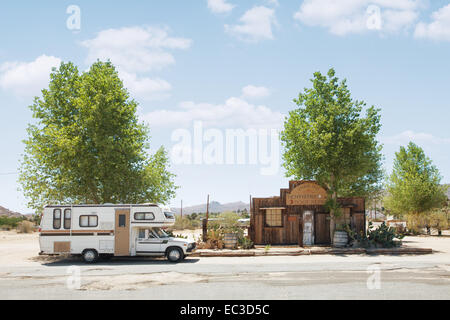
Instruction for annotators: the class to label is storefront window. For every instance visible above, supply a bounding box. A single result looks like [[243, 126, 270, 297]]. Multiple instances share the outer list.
[[265, 209, 282, 227]]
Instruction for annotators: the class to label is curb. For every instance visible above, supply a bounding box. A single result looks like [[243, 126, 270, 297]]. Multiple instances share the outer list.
[[191, 247, 433, 257]]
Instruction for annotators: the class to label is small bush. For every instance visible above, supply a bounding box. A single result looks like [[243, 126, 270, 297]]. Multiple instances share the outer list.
[[0, 216, 26, 229], [238, 236, 254, 250], [347, 222, 404, 248], [171, 216, 201, 231], [17, 221, 35, 234]]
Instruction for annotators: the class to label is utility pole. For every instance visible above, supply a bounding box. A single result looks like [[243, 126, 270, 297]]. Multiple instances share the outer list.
[[206, 194, 210, 221], [203, 195, 210, 242]]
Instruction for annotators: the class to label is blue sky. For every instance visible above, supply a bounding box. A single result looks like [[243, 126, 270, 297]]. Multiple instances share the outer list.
[[0, 0, 449, 213]]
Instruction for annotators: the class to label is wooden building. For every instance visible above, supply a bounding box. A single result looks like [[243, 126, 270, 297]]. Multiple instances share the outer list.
[[250, 181, 366, 246]]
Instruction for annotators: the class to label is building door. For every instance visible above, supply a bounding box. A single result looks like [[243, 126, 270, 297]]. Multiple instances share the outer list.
[[115, 209, 130, 256], [351, 213, 365, 236], [303, 211, 315, 246], [315, 213, 331, 245]]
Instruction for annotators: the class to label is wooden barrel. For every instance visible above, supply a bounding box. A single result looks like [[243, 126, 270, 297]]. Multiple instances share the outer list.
[[333, 231, 348, 248], [223, 233, 238, 249]]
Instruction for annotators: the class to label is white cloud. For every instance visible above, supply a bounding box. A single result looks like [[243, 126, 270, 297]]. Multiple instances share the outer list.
[[207, 0, 235, 14], [141, 96, 284, 129], [382, 130, 450, 146], [415, 4, 450, 41], [266, 0, 279, 7], [81, 26, 192, 101], [120, 71, 172, 101], [225, 6, 277, 42], [241, 85, 271, 99], [294, 0, 423, 36], [0, 55, 61, 98], [81, 26, 191, 73]]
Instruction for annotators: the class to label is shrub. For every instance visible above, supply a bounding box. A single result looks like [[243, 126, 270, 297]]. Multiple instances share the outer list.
[[238, 236, 254, 250], [171, 216, 201, 231], [347, 222, 404, 248], [17, 221, 35, 233], [0, 216, 26, 229]]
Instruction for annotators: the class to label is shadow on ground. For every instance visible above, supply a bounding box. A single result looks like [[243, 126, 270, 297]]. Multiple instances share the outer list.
[[30, 255, 200, 266]]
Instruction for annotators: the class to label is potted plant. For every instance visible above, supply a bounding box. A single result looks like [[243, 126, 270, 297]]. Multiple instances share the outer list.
[[222, 226, 243, 249]]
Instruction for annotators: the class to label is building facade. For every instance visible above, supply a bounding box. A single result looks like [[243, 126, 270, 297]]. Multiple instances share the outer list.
[[250, 181, 366, 246]]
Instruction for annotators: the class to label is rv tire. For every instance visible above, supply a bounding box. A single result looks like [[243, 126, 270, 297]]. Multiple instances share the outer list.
[[166, 247, 184, 263], [82, 249, 98, 263]]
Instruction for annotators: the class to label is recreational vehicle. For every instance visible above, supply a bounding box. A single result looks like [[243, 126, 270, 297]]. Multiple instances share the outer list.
[[39, 204, 196, 263]]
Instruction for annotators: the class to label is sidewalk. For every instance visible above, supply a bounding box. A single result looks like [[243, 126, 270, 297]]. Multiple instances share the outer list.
[[191, 245, 433, 257]]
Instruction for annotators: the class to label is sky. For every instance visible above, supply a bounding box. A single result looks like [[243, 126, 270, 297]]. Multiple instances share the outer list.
[[0, 0, 449, 213]]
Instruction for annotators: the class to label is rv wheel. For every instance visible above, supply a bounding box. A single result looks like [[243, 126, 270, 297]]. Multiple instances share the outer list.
[[82, 249, 98, 263], [166, 247, 183, 263]]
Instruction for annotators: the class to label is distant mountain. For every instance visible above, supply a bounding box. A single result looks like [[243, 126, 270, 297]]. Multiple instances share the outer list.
[[0, 206, 24, 217], [171, 201, 249, 215]]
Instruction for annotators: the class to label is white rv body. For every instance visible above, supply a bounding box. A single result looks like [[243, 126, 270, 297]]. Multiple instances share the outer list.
[[39, 204, 196, 263]]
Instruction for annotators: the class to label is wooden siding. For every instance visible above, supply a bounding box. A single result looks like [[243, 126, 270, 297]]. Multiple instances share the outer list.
[[250, 181, 366, 246]]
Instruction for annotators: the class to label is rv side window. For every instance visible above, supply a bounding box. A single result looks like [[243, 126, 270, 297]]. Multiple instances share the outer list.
[[64, 209, 71, 229], [134, 212, 155, 221], [53, 209, 61, 229], [164, 212, 175, 219], [79, 215, 98, 227]]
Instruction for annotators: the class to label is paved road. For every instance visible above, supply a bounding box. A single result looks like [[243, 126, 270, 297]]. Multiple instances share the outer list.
[[0, 236, 449, 299]]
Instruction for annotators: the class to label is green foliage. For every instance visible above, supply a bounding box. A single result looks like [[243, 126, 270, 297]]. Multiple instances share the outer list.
[[280, 68, 383, 202], [0, 216, 26, 229], [238, 236, 254, 250], [171, 215, 201, 231], [347, 222, 404, 248], [19, 61, 177, 212], [385, 142, 447, 217]]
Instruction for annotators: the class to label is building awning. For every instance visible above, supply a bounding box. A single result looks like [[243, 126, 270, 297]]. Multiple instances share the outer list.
[[259, 207, 286, 210]]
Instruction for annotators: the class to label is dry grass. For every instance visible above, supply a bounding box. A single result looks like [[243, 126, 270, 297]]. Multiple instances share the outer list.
[[17, 221, 35, 234]]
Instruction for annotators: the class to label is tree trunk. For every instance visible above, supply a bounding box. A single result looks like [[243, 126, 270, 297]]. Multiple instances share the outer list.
[[329, 175, 337, 245], [330, 215, 336, 245]]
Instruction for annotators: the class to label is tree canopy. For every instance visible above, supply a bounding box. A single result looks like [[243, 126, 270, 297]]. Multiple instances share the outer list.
[[384, 142, 446, 217], [280, 68, 383, 240], [19, 61, 177, 212], [281, 68, 383, 199]]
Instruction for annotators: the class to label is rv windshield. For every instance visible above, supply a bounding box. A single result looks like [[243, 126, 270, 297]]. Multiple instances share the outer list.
[[152, 228, 169, 239]]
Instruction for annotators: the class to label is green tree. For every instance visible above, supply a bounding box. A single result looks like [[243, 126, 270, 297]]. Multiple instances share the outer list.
[[384, 142, 446, 220], [19, 61, 177, 212], [281, 69, 383, 241]]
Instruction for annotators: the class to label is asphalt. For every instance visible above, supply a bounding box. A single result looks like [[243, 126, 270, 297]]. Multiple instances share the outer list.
[[0, 236, 449, 299]]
